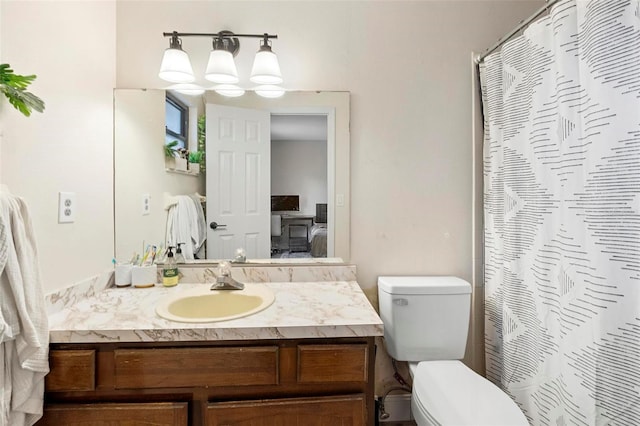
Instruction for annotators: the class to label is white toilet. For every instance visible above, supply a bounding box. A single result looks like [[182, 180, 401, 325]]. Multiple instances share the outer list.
[[377, 276, 528, 426]]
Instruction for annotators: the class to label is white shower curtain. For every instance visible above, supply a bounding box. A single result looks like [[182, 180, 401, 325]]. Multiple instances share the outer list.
[[480, 0, 640, 424]]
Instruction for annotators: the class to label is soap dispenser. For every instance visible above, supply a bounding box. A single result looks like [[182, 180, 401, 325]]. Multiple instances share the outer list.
[[162, 246, 179, 287], [175, 243, 186, 264]]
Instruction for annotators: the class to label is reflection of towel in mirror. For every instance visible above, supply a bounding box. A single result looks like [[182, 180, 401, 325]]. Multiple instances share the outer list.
[[0, 192, 49, 426], [165, 196, 206, 260], [188, 194, 207, 256]]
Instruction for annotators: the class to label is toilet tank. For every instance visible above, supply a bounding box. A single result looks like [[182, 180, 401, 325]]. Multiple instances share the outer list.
[[377, 276, 472, 362]]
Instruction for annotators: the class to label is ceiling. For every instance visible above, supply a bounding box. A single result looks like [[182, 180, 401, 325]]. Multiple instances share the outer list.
[[270, 114, 327, 141]]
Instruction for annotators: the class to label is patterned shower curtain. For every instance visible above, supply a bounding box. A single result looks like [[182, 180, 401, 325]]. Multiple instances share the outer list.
[[479, 0, 640, 424]]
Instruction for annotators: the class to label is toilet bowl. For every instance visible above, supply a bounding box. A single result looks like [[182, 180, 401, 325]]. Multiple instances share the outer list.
[[408, 361, 528, 426], [377, 276, 528, 426]]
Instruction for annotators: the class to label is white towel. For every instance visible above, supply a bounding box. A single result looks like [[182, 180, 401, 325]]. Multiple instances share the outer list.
[[188, 194, 206, 253], [165, 196, 206, 259], [0, 192, 49, 426]]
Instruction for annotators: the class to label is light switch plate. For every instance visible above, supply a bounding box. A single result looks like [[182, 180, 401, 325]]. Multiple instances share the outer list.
[[58, 192, 76, 223], [336, 194, 345, 207]]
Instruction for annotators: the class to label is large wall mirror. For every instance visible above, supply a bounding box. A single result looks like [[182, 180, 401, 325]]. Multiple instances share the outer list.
[[114, 89, 350, 264]]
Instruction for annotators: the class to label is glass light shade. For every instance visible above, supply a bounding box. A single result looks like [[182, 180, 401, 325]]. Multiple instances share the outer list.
[[168, 83, 205, 96], [213, 84, 245, 98], [254, 85, 285, 98], [159, 48, 195, 83], [250, 49, 283, 85], [205, 49, 239, 84]]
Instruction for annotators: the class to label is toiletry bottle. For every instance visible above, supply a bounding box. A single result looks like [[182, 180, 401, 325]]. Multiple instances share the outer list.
[[162, 246, 179, 287], [175, 242, 186, 264]]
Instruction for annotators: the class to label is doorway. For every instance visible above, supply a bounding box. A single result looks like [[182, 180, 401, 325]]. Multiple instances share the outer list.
[[269, 114, 329, 259], [202, 92, 345, 261]]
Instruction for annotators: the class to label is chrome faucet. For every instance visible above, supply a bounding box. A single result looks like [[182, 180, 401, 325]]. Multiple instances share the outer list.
[[210, 260, 245, 290], [230, 247, 246, 263]]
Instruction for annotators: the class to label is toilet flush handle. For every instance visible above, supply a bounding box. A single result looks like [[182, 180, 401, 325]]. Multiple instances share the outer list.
[[393, 298, 408, 306]]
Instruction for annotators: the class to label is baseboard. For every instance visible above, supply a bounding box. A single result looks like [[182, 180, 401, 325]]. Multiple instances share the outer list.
[[379, 393, 413, 422]]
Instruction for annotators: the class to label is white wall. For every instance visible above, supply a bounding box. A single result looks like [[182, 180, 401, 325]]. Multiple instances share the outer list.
[[271, 139, 327, 217], [0, 1, 116, 293]]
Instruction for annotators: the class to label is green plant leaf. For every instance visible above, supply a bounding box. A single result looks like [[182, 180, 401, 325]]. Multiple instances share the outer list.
[[0, 64, 36, 88], [198, 115, 206, 172], [188, 151, 203, 163], [0, 64, 45, 117], [1, 84, 45, 117], [164, 140, 179, 157]]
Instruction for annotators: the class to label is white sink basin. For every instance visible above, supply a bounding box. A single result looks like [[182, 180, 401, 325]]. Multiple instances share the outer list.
[[156, 284, 275, 323]]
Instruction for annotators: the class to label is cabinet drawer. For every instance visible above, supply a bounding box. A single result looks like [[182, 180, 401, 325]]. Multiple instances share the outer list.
[[207, 395, 365, 426], [39, 402, 188, 426], [297, 344, 368, 383], [46, 350, 95, 392], [114, 346, 279, 389]]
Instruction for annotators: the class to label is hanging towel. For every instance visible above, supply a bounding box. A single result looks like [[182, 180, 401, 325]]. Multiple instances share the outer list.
[[165, 195, 206, 260], [188, 194, 206, 253], [0, 192, 49, 426]]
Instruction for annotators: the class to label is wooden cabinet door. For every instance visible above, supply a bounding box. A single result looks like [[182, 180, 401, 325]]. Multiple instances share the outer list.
[[46, 349, 96, 392], [297, 344, 368, 383], [38, 402, 188, 426], [207, 395, 366, 426]]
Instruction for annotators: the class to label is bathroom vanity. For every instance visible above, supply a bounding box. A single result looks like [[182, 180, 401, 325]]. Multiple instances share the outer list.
[[38, 266, 383, 426]]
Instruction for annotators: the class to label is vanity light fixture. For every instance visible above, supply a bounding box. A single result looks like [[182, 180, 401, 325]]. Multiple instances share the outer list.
[[205, 32, 239, 84], [159, 33, 195, 83], [159, 30, 284, 98], [250, 38, 283, 85]]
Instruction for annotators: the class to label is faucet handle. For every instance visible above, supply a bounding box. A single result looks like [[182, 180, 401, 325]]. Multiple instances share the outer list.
[[218, 260, 232, 277], [232, 248, 246, 263]]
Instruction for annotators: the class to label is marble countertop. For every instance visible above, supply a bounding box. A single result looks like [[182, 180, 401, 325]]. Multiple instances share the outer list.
[[48, 281, 384, 344]]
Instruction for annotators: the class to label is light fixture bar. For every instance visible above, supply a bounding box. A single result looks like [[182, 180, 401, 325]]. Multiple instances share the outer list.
[[160, 30, 284, 98], [163, 32, 277, 40]]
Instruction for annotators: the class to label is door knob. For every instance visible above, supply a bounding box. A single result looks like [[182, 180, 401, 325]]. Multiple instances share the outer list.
[[210, 221, 227, 230]]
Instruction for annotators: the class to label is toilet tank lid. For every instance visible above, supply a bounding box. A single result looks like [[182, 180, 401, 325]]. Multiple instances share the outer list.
[[378, 276, 471, 295]]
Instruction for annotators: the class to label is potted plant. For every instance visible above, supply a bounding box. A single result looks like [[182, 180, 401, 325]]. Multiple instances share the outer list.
[[188, 151, 203, 174], [164, 140, 179, 169]]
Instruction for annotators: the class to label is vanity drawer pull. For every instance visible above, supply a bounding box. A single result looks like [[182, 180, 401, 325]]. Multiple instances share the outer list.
[[46, 350, 96, 392], [114, 346, 279, 389], [297, 344, 368, 383]]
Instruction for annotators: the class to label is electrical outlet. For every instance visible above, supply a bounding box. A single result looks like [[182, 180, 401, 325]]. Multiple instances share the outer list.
[[58, 192, 76, 223], [142, 193, 151, 215]]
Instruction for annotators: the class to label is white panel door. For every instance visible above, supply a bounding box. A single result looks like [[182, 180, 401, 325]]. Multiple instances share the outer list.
[[206, 104, 270, 259]]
